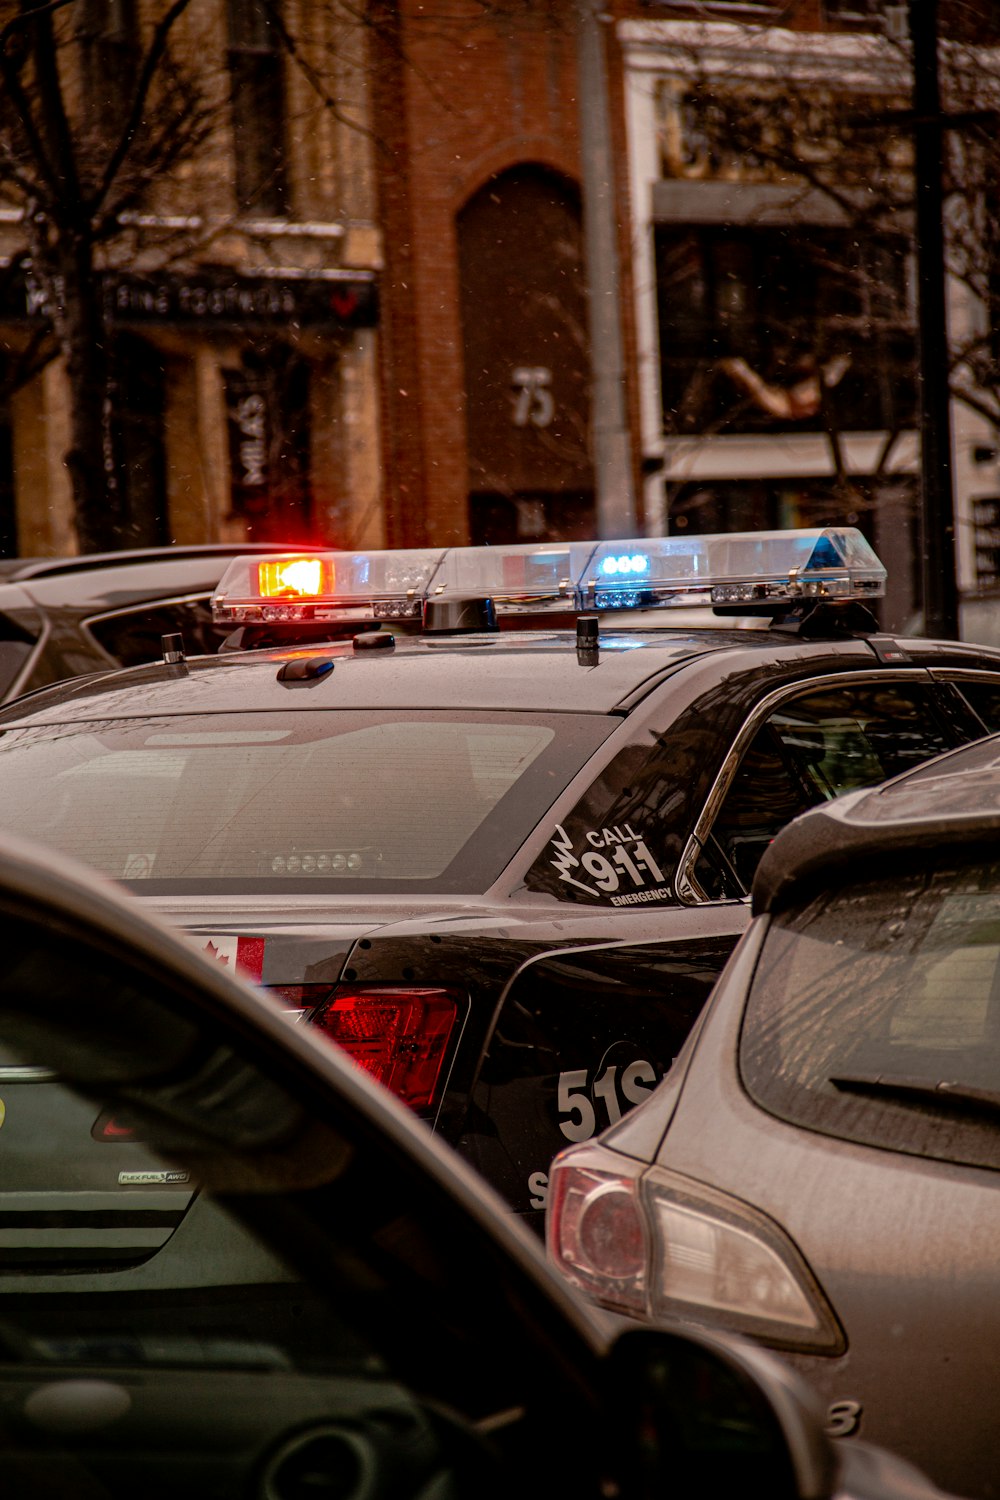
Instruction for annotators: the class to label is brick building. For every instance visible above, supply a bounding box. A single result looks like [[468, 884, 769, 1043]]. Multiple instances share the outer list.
[[0, 0, 383, 557], [5, 0, 999, 643], [373, 0, 1000, 639], [369, 0, 596, 548]]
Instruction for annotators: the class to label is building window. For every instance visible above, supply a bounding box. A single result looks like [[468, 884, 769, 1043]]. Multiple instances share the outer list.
[[79, 0, 140, 127], [824, 0, 908, 31], [226, 0, 288, 217], [655, 224, 916, 438], [973, 498, 1000, 590]]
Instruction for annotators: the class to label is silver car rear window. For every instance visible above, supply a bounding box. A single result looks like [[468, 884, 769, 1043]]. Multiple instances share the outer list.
[[0, 710, 612, 894], [740, 860, 1000, 1171]]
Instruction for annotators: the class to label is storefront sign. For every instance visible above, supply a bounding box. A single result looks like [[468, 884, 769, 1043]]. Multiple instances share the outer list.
[[3, 269, 377, 330], [224, 369, 272, 515]]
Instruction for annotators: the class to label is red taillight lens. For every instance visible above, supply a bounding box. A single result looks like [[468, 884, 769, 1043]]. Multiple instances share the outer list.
[[578, 1181, 646, 1277], [547, 1154, 648, 1315], [309, 987, 460, 1109]]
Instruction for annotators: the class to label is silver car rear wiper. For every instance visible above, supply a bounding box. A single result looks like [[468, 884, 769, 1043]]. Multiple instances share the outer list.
[[830, 1073, 1000, 1116]]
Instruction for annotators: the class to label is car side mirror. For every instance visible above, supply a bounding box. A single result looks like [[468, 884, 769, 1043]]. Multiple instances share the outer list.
[[605, 1323, 835, 1500], [606, 1322, 946, 1499], [602, 1326, 851, 1500]]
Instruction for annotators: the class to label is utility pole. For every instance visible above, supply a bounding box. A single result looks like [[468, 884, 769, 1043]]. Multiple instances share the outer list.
[[576, 0, 638, 539], [909, 0, 960, 638]]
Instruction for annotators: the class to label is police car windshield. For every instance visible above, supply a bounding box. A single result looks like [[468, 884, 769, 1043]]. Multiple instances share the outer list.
[[0, 711, 612, 894]]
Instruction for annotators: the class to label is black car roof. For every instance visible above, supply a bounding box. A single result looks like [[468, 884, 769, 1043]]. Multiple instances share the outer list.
[[3, 622, 1000, 724], [0, 627, 751, 720], [753, 732, 1000, 917]]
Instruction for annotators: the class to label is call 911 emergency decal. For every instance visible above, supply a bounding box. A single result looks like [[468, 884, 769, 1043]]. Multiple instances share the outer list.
[[548, 822, 671, 904]]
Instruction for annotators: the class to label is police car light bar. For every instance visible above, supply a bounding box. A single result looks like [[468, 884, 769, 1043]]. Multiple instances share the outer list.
[[210, 528, 886, 627]]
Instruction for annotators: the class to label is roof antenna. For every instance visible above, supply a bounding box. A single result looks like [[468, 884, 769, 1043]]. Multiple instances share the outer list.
[[576, 614, 599, 665], [161, 633, 186, 665]]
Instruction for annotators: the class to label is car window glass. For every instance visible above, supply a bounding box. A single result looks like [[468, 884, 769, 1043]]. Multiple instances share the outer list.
[[0, 711, 610, 894], [696, 682, 953, 897], [740, 857, 1000, 1171], [0, 639, 34, 700], [522, 740, 683, 908], [953, 679, 1000, 734], [86, 598, 232, 666], [695, 726, 818, 898], [0, 613, 39, 700]]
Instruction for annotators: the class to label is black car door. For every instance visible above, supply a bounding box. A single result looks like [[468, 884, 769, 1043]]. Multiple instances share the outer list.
[[489, 665, 968, 1225]]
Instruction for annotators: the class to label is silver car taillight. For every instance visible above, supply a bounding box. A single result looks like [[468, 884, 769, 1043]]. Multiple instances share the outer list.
[[546, 1155, 649, 1316], [547, 1146, 844, 1354]]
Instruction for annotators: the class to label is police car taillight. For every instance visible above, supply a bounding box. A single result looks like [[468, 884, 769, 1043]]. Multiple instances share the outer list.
[[211, 527, 886, 629], [310, 986, 459, 1110]]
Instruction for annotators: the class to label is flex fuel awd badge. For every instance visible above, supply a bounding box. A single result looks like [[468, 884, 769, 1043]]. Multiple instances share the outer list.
[[118, 1171, 191, 1186]]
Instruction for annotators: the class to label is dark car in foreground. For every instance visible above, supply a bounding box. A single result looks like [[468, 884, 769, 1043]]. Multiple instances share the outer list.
[[0, 542, 307, 702], [1, 528, 1000, 1229], [547, 731, 1000, 1500], [0, 830, 948, 1500]]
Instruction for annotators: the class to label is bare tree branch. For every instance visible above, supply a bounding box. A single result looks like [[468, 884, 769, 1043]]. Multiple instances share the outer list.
[[0, 0, 76, 206], [91, 0, 197, 213], [261, 0, 367, 133]]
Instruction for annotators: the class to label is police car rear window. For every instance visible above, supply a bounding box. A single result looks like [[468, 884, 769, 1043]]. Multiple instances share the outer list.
[[0, 710, 612, 893], [740, 858, 1000, 1171]]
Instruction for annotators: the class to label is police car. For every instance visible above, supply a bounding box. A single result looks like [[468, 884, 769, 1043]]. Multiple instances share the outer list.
[[1, 527, 1000, 1226]]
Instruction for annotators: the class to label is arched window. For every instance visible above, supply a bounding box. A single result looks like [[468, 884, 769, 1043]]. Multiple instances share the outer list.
[[227, 0, 288, 216]]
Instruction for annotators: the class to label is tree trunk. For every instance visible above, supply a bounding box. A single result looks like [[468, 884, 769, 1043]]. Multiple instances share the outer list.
[[47, 233, 122, 553]]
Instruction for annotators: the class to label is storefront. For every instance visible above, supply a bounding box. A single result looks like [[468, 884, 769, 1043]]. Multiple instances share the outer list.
[[619, 18, 923, 629], [0, 265, 380, 556]]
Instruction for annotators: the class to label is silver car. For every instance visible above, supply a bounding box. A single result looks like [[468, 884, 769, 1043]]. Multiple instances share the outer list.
[[547, 732, 1000, 1500]]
